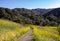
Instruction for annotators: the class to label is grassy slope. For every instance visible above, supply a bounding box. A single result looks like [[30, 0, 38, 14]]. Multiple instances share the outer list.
[[57, 26, 60, 35], [0, 19, 30, 41], [0, 19, 60, 41], [33, 26, 60, 41]]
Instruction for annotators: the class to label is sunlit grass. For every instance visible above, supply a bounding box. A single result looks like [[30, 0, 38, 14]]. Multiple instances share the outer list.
[[33, 26, 60, 41], [0, 19, 30, 41], [0, 19, 60, 41]]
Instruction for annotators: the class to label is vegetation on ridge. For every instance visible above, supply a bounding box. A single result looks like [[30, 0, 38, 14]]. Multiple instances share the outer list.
[[0, 7, 60, 26]]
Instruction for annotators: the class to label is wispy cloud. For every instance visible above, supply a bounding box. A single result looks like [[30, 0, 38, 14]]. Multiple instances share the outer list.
[[45, 1, 60, 8]]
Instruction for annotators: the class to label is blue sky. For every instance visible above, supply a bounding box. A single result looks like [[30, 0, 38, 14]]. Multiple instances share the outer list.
[[0, 0, 60, 9]]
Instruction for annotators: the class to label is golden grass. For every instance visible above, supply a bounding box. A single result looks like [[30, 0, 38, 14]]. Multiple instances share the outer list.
[[0, 19, 60, 41], [0, 19, 30, 41], [33, 26, 60, 41]]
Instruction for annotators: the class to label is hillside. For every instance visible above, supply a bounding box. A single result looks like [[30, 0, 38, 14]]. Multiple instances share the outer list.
[[0, 19, 60, 41], [32, 8, 52, 15], [43, 8, 60, 25], [0, 19, 30, 41], [33, 26, 60, 41], [0, 7, 60, 26]]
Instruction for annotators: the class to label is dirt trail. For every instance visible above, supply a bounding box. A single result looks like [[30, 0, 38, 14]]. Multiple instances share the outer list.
[[18, 29, 33, 41]]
